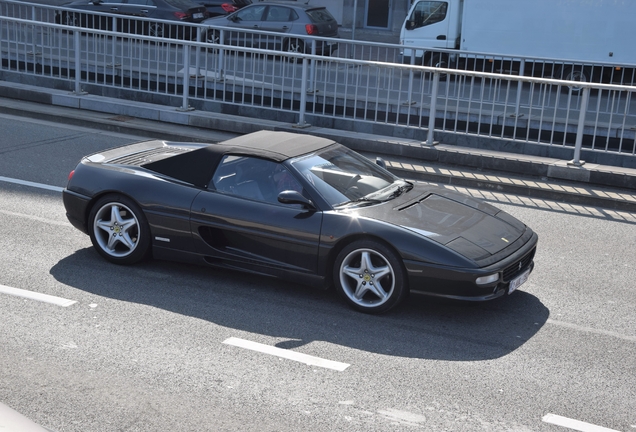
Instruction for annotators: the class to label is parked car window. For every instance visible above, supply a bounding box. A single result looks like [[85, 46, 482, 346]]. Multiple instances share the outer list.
[[265, 6, 292, 22], [212, 155, 303, 204], [407, 1, 447, 30], [306, 8, 336, 23], [235, 4, 267, 21]]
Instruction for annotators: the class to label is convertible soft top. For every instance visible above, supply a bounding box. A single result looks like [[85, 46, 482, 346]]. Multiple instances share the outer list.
[[143, 130, 336, 187]]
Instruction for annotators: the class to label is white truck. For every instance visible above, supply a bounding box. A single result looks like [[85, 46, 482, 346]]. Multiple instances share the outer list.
[[400, 0, 636, 83]]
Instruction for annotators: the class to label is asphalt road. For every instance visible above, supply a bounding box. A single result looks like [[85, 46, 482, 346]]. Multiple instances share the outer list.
[[0, 112, 635, 432]]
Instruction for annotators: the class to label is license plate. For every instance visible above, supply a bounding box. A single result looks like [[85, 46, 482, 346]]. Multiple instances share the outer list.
[[508, 269, 530, 294], [193, 12, 203, 19]]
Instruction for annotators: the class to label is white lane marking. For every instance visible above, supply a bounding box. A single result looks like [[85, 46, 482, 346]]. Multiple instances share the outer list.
[[547, 319, 636, 343], [542, 414, 620, 432], [0, 176, 64, 192], [0, 284, 77, 307], [223, 337, 350, 371]]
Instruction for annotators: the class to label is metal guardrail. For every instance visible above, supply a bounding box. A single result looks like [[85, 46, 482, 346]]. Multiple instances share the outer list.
[[1, 0, 636, 166]]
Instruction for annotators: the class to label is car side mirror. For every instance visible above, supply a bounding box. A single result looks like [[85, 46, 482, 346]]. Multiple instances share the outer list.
[[278, 190, 316, 210], [91, 0, 102, 4], [376, 157, 387, 169], [405, 20, 415, 30]]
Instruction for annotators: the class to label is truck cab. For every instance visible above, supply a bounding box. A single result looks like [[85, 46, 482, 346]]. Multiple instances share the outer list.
[[400, 0, 462, 65]]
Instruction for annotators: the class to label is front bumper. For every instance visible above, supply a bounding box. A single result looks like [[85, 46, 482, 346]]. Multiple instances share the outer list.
[[405, 234, 538, 301]]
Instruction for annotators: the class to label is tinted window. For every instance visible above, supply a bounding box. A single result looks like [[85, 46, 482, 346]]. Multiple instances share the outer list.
[[306, 8, 336, 23]]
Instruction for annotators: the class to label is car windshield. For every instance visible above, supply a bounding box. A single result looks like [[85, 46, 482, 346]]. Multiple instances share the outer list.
[[290, 145, 408, 207]]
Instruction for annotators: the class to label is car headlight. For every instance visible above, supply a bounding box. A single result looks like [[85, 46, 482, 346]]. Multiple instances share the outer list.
[[476, 273, 499, 285]]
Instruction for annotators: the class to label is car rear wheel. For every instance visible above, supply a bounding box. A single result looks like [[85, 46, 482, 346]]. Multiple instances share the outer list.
[[283, 38, 305, 62], [333, 240, 408, 313], [148, 22, 164, 38], [88, 195, 150, 265]]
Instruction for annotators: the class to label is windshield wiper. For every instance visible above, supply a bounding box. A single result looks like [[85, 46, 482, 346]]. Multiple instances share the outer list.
[[335, 196, 383, 208], [387, 181, 414, 199]]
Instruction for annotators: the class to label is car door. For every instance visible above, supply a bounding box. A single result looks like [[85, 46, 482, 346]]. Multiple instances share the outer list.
[[258, 5, 294, 49], [224, 4, 267, 47], [189, 155, 323, 274]]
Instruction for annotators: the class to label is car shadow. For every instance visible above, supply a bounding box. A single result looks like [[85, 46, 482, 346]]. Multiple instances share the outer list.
[[51, 247, 549, 362]]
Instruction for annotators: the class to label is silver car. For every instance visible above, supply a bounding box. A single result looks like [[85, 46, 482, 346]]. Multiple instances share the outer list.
[[203, 1, 339, 55]]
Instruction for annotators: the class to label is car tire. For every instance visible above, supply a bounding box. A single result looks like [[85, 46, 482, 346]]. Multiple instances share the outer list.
[[88, 195, 151, 265], [424, 52, 449, 81], [283, 38, 305, 63], [206, 29, 221, 52], [333, 240, 408, 313], [148, 22, 164, 38]]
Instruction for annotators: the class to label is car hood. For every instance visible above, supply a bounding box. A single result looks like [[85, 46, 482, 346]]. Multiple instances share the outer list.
[[355, 184, 527, 261]]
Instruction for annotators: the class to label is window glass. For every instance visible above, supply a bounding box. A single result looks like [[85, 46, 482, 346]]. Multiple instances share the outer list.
[[265, 6, 291, 22], [290, 146, 397, 207], [212, 155, 303, 204], [407, 1, 448, 30], [236, 4, 266, 21], [306, 8, 335, 23]]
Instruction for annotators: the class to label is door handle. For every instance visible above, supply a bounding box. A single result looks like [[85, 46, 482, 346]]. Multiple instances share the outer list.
[[141, 9, 149, 13], [436, 35, 446, 40], [110, 7, 118, 10]]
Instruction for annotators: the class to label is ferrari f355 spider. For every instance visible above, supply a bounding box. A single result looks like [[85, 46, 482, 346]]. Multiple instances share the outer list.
[[63, 130, 538, 313]]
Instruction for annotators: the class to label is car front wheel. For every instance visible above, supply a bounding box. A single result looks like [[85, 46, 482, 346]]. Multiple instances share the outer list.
[[88, 195, 150, 265], [333, 240, 408, 313]]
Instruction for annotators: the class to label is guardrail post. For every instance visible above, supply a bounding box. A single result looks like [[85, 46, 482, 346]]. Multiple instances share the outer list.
[[307, 39, 317, 93], [425, 71, 440, 146], [73, 29, 86, 95], [110, 16, 119, 68], [569, 86, 589, 167], [513, 58, 525, 117], [403, 51, 416, 106], [195, 26, 202, 77], [217, 29, 225, 81], [295, 56, 309, 128], [178, 43, 193, 111]]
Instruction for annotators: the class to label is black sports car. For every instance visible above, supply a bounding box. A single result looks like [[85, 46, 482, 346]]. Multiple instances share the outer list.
[[63, 131, 538, 313]]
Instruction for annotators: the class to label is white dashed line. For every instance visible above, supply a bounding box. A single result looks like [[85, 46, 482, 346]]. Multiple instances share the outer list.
[[542, 414, 620, 432], [223, 337, 350, 371], [0, 176, 64, 192], [0, 284, 77, 307]]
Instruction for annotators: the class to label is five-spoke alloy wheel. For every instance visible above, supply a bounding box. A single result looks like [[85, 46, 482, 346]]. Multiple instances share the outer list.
[[334, 240, 407, 313], [88, 195, 150, 265]]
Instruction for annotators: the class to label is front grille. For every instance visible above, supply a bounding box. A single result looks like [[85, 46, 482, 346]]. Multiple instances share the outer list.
[[502, 247, 536, 282], [108, 147, 191, 166]]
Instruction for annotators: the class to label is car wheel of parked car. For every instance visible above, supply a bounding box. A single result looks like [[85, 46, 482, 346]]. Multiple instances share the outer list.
[[88, 195, 150, 265], [59, 11, 80, 27], [148, 22, 164, 38], [206, 29, 221, 52], [283, 38, 305, 62], [334, 240, 408, 314]]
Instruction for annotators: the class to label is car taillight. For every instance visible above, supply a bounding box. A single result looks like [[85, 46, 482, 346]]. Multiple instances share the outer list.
[[67, 170, 75, 182], [173, 11, 189, 20], [221, 3, 237, 13], [305, 24, 318, 35]]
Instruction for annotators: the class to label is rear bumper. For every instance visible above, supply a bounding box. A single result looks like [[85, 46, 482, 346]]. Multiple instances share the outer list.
[[62, 189, 91, 234]]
